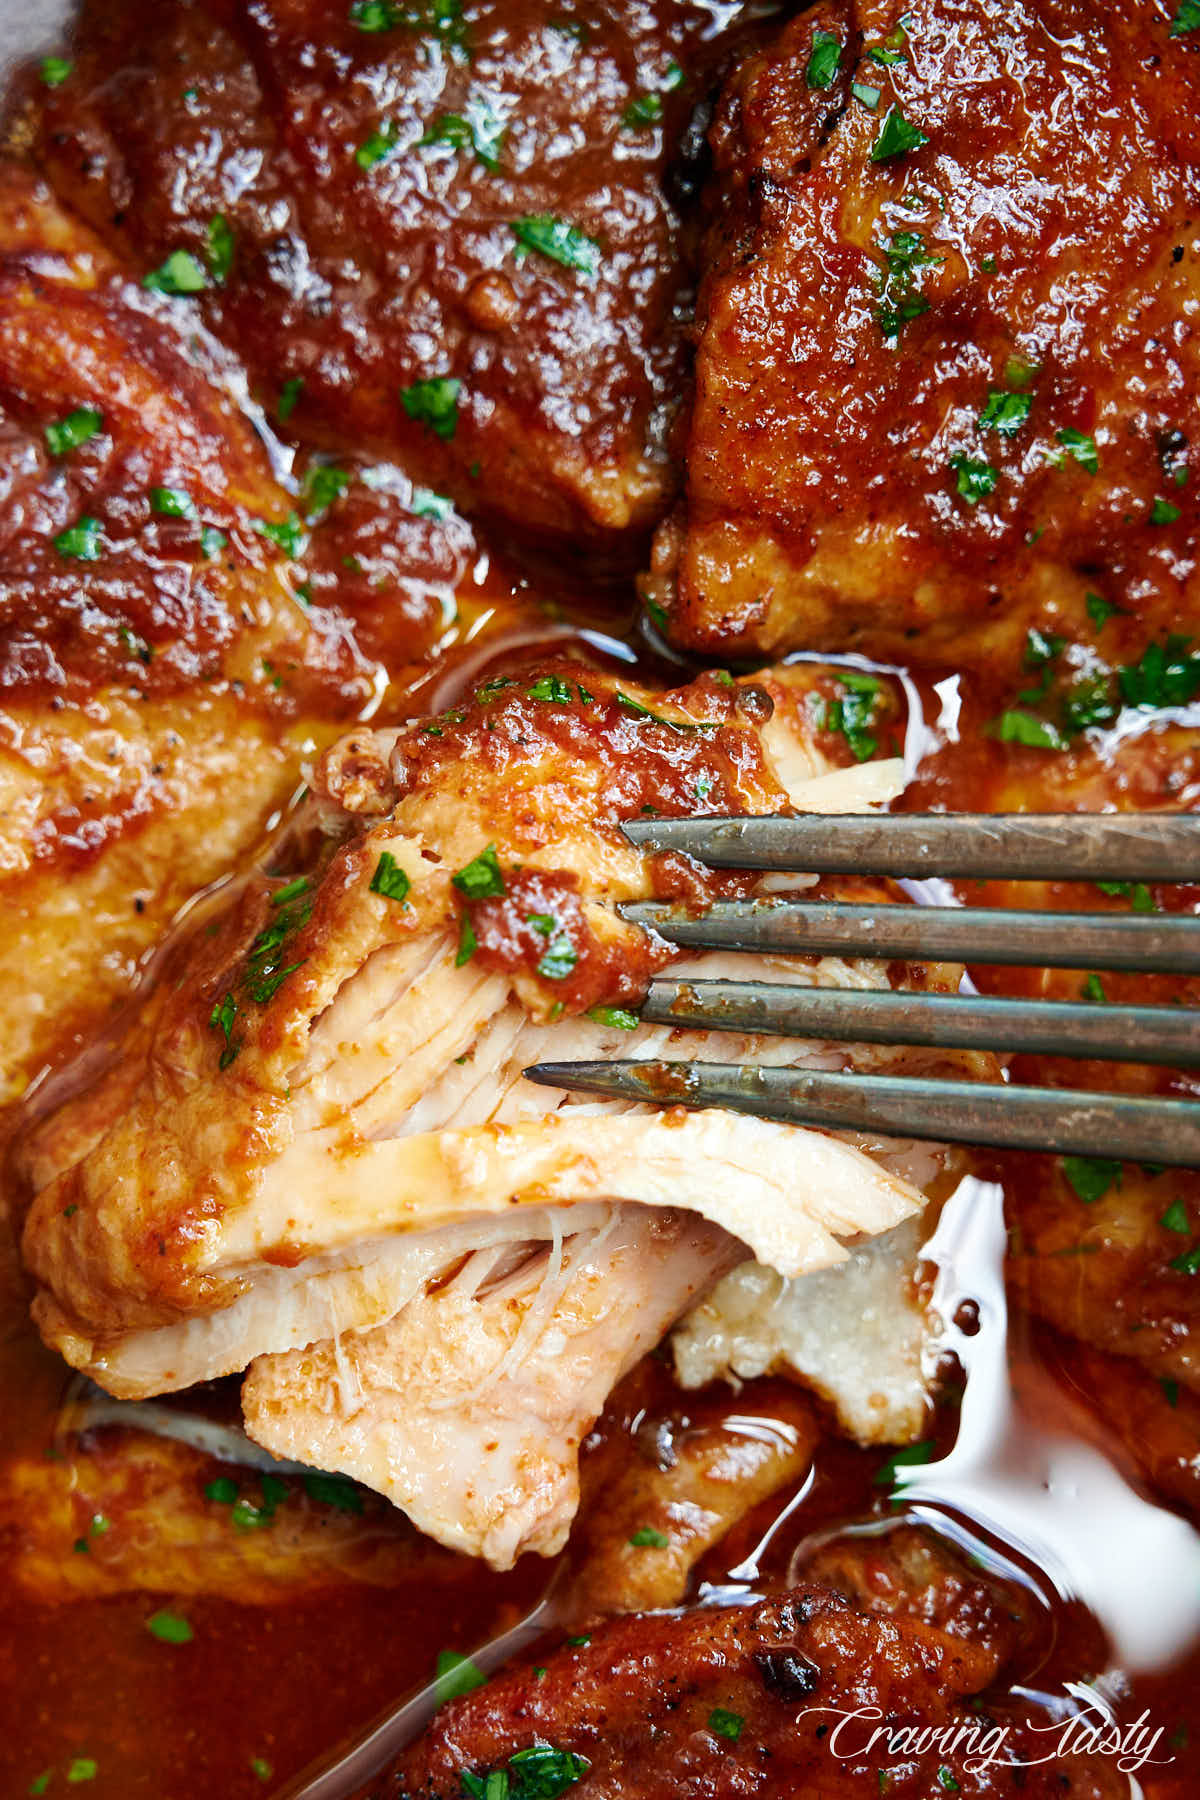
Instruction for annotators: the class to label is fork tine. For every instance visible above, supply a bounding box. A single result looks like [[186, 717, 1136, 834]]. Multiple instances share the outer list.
[[640, 980, 1200, 1067], [522, 1060, 1200, 1166], [621, 900, 1200, 974], [621, 811, 1200, 880]]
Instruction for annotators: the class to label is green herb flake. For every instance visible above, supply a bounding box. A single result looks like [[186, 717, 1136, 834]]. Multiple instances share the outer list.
[[421, 100, 506, 170], [949, 453, 998, 504], [708, 1707, 744, 1742], [537, 935, 578, 981], [1161, 1199, 1191, 1234], [209, 991, 240, 1069], [350, 0, 395, 25], [1061, 1154, 1122, 1205], [151, 485, 195, 518], [527, 674, 574, 702], [303, 463, 351, 517], [65, 1763, 97, 1787], [527, 913, 556, 936], [253, 512, 306, 558], [629, 1526, 670, 1547], [401, 375, 461, 440], [364, 851, 410, 906], [1085, 591, 1122, 630], [989, 707, 1066, 749], [852, 81, 881, 110], [507, 1747, 589, 1792], [28, 1772, 53, 1795], [456, 912, 478, 967], [1081, 971, 1107, 1004], [871, 105, 929, 162], [1170, 0, 1200, 35], [356, 121, 400, 169], [937, 1772, 961, 1794], [200, 525, 228, 558], [45, 407, 103, 457], [146, 1608, 194, 1644], [206, 213, 234, 283], [510, 214, 601, 277], [826, 671, 882, 762], [303, 1471, 364, 1512], [1056, 427, 1098, 474], [143, 249, 208, 295], [874, 1440, 935, 1486], [1171, 1244, 1200, 1276], [453, 844, 505, 899], [587, 1004, 639, 1030], [805, 29, 841, 87], [1151, 496, 1182, 526], [979, 389, 1033, 435], [1119, 635, 1200, 711], [204, 1476, 239, 1504], [1162, 1376, 1181, 1408], [250, 1757, 273, 1783], [40, 55, 73, 86], [277, 376, 304, 422], [410, 486, 455, 521], [433, 1648, 488, 1706], [53, 516, 102, 561], [622, 91, 663, 128]]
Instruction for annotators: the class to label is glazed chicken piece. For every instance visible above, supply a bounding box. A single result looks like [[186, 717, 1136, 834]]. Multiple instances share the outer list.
[[25, 0, 769, 547], [649, 0, 1200, 668], [16, 659, 974, 1565], [390, 1560, 1123, 1798], [0, 164, 407, 1100]]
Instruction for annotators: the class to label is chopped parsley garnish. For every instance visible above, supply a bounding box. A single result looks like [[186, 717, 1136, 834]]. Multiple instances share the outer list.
[[277, 376, 304, 422], [949, 454, 998, 504], [1096, 880, 1155, 912], [826, 671, 882, 762], [120, 627, 153, 664], [253, 512, 307, 557], [852, 81, 881, 109], [1081, 971, 1107, 1003], [369, 851, 411, 904], [587, 1004, 639, 1029], [271, 876, 309, 907], [1060, 672, 1117, 734], [456, 913, 478, 966], [433, 1649, 488, 1706], [527, 675, 574, 702], [1086, 592, 1122, 630], [29, 1772, 52, 1795], [65, 1762, 97, 1786], [401, 375, 461, 440], [410, 486, 455, 520], [875, 228, 939, 338], [304, 1471, 364, 1511], [45, 406, 103, 457], [805, 29, 842, 87], [40, 55, 73, 86], [421, 99, 506, 169], [461, 1747, 589, 1799], [622, 91, 663, 127], [1171, 0, 1200, 34], [537, 935, 578, 980], [303, 463, 351, 517], [510, 215, 601, 277], [937, 1772, 961, 1794], [708, 1708, 744, 1742], [1170, 1244, 1200, 1276], [629, 1526, 669, 1547], [1151, 496, 1182, 526], [453, 844, 505, 899], [206, 213, 234, 283], [53, 516, 102, 561], [1161, 1199, 1191, 1234], [209, 992, 241, 1068], [1061, 1155, 1121, 1205], [871, 105, 929, 162], [350, 0, 467, 48], [978, 389, 1033, 434], [1118, 635, 1200, 711], [250, 1757, 273, 1783], [151, 485, 195, 518], [200, 525, 227, 559], [146, 1609, 193, 1644], [350, 0, 396, 24], [1056, 427, 1098, 474], [527, 913, 556, 935], [476, 675, 517, 702], [1162, 1377, 1181, 1408], [143, 249, 208, 295], [357, 122, 400, 168], [204, 1477, 239, 1504], [873, 1439, 935, 1486]]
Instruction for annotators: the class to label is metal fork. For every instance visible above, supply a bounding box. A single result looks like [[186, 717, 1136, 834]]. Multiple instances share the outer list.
[[524, 814, 1200, 1168]]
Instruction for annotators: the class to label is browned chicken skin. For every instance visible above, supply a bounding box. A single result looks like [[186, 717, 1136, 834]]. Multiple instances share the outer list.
[[652, 0, 1200, 667]]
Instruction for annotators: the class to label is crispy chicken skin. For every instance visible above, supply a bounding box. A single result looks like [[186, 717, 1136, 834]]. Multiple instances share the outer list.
[[24, 0, 769, 545], [650, 0, 1200, 665], [0, 165, 395, 1096], [14, 660, 955, 1561]]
